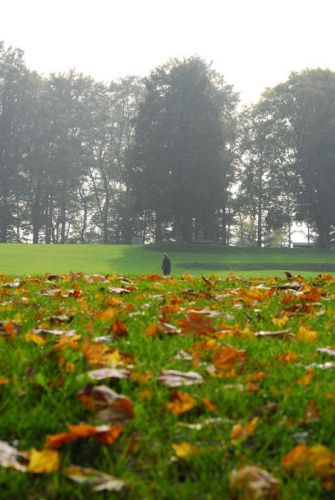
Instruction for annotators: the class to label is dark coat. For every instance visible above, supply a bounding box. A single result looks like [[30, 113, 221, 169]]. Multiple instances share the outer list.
[[161, 256, 171, 275]]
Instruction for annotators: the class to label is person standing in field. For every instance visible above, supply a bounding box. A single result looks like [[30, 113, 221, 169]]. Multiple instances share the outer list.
[[161, 254, 171, 276]]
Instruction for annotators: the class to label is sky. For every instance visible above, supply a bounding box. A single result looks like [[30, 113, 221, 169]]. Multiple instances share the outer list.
[[1, 0, 335, 104]]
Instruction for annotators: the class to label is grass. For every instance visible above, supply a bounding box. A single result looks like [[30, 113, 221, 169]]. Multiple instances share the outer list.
[[1, 243, 335, 276], [0, 271, 335, 498]]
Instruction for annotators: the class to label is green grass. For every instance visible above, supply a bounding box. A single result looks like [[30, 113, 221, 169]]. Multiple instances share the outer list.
[[1, 243, 335, 276], [1, 271, 335, 497]]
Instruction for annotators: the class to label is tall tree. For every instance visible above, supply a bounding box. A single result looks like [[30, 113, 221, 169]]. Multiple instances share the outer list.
[[131, 57, 238, 243], [258, 69, 335, 248]]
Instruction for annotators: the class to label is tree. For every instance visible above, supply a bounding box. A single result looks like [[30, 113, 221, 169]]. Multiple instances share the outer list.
[[259, 69, 335, 248], [131, 57, 238, 243]]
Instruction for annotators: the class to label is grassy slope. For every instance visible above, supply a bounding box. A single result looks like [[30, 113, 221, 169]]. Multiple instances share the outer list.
[[0, 244, 335, 276]]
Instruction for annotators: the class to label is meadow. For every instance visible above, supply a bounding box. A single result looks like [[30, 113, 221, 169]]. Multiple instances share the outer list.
[[1, 243, 335, 276], [1, 246, 335, 498]]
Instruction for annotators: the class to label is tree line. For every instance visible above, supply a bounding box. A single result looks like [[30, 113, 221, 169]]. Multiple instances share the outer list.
[[1, 42, 335, 247]]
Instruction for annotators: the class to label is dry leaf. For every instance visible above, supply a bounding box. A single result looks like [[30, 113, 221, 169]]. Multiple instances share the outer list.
[[230, 465, 280, 499], [158, 370, 203, 387], [171, 442, 198, 459], [0, 440, 29, 472], [84, 367, 131, 381], [231, 417, 258, 442], [27, 449, 59, 474], [66, 465, 126, 492], [24, 333, 46, 346], [296, 325, 318, 342], [255, 328, 294, 339], [166, 391, 196, 415]]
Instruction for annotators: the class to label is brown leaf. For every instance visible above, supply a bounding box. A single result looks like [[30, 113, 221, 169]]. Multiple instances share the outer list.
[[230, 465, 280, 499], [300, 400, 320, 425]]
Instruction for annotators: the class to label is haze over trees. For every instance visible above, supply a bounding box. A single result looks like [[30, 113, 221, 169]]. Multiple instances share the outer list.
[[1, 41, 335, 247]]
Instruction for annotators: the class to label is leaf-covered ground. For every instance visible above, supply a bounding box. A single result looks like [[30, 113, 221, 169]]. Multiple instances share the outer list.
[[1, 271, 335, 498]]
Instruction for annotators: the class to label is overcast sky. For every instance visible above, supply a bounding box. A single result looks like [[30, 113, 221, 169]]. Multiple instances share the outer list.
[[1, 0, 334, 103]]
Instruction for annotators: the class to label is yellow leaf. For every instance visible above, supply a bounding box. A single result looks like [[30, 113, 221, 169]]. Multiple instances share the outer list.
[[297, 325, 318, 342], [272, 314, 289, 327], [24, 333, 46, 346], [27, 449, 59, 473], [172, 442, 198, 458]]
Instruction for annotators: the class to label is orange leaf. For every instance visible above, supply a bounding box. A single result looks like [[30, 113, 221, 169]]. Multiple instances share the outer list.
[[296, 368, 314, 386], [166, 391, 196, 416], [276, 351, 298, 364], [201, 397, 218, 412], [94, 423, 124, 445], [231, 418, 258, 442]]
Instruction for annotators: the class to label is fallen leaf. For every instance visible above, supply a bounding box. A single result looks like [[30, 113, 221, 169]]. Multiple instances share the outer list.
[[32, 328, 77, 337], [171, 442, 198, 459], [296, 325, 318, 342], [255, 328, 294, 339], [65, 465, 126, 492], [166, 391, 196, 415], [317, 347, 335, 357], [231, 417, 258, 442], [45, 423, 124, 448], [0, 440, 29, 472], [83, 367, 131, 381], [24, 333, 46, 346], [230, 465, 281, 499], [27, 449, 59, 474], [158, 370, 204, 387]]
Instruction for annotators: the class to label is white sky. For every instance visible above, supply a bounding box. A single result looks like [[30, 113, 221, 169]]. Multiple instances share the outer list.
[[1, 0, 334, 104]]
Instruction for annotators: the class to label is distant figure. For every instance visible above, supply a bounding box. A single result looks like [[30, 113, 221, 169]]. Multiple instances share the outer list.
[[161, 254, 171, 276]]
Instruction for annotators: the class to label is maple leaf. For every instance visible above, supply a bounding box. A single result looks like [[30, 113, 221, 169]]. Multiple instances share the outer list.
[[27, 449, 59, 474], [230, 465, 281, 500], [213, 345, 248, 370], [177, 311, 214, 335], [166, 391, 196, 415]]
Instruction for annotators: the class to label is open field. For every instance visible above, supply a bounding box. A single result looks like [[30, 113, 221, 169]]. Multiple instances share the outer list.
[[1, 244, 335, 277], [1, 271, 335, 498]]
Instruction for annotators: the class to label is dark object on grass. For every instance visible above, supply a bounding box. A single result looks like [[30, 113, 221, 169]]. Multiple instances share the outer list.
[[161, 254, 171, 276]]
